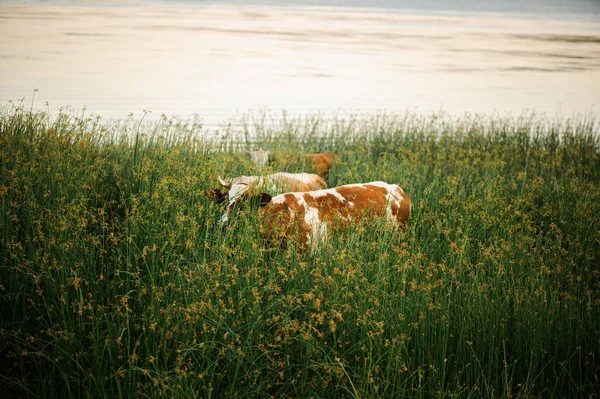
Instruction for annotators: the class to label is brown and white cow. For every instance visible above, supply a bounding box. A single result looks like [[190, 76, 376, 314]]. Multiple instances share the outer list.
[[301, 152, 339, 179], [205, 172, 327, 226], [246, 150, 339, 179], [258, 181, 411, 249]]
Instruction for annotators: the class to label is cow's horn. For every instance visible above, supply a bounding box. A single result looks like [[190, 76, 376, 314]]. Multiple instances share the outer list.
[[217, 176, 232, 188]]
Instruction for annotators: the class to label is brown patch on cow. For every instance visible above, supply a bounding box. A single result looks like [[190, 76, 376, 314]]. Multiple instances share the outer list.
[[259, 202, 289, 241], [304, 192, 353, 225], [336, 184, 388, 217], [280, 194, 302, 214], [397, 190, 412, 224], [259, 196, 310, 249], [303, 152, 339, 178], [277, 152, 339, 179]]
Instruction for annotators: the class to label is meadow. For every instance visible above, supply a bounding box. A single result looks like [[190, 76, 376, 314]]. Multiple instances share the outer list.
[[1, 103, 599, 398]]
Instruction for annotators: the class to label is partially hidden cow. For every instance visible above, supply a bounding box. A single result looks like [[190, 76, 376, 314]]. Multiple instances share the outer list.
[[257, 181, 411, 250], [301, 152, 339, 179], [205, 172, 327, 226], [245, 149, 271, 170], [246, 150, 339, 179]]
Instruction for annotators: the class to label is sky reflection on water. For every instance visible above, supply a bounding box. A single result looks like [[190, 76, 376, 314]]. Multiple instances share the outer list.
[[0, 3, 599, 126]]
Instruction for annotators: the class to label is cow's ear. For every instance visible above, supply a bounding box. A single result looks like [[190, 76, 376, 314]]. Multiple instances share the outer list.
[[205, 188, 227, 203], [258, 193, 272, 207]]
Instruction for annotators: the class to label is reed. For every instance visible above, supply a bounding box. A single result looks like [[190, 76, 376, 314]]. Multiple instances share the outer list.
[[1, 103, 599, 398]]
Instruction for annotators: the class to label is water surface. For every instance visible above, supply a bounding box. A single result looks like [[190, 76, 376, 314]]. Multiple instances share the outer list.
[[1, 1, 599, 126]]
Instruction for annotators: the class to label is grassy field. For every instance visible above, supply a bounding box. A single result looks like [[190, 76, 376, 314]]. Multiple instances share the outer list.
[[1, 103, 599, 398]]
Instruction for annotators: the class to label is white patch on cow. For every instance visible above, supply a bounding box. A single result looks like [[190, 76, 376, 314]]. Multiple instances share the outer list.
[[292, 194, 320, 246], [367, 181, 389, 189], [384, 185, 405, 222], [270, 195, 287, 205], [304, 205, 328, 247], [308, 188, 329, 198]]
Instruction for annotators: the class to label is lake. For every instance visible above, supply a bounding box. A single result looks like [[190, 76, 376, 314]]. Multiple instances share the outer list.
[[1, 0, 599, 127]]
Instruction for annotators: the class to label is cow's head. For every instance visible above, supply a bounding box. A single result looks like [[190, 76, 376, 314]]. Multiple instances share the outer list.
[[207, 176, 271, 226], [204, 187, 228, 204]]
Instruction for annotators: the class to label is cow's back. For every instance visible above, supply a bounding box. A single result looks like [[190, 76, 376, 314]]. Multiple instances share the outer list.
[[270, 172, 327, 192]]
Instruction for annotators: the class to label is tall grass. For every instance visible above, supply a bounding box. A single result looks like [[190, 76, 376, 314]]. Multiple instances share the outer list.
[[1, 103, 599, 398]]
